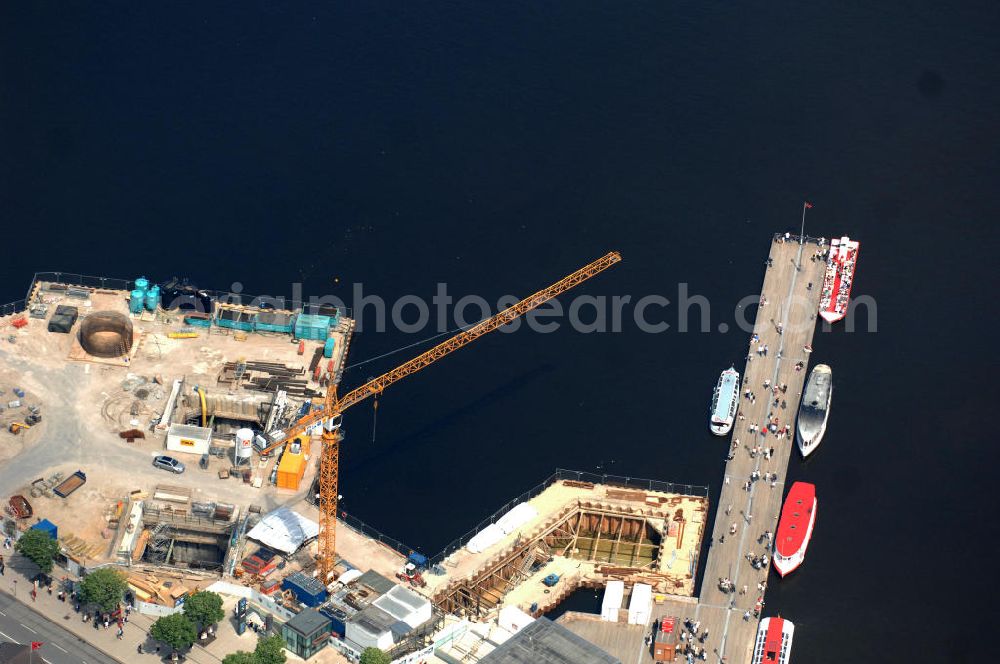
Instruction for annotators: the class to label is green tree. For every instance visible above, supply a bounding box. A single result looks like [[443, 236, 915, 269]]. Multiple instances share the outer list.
[[151, 613, 197, 652], [254, 635, 287, 664], [78, 568, 128, 612], [359, 647, 391, 664], [221, 653, 256, 664], [14, 529, 60, 573], [222, 635, 287, 664], [183, 590, 225, 629]]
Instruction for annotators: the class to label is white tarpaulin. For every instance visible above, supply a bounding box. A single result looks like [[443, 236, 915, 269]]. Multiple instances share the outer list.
[[246, 506, 319, 554], [466, 523, 505, 554], [338, 569, 364, 585], [496, 502, 539, 535]]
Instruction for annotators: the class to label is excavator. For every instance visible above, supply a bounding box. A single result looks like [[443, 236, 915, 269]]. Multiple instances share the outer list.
[[260, 251, 623, 580]]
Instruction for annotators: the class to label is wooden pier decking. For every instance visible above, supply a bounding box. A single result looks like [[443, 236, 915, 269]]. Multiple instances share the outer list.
[[560, 234, 827, 664], [693, 234, 826, 663]]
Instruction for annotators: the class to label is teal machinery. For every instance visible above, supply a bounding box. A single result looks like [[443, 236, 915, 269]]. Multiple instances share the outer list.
[[145, 285, 160, 311], [130, 277, 149, 314]]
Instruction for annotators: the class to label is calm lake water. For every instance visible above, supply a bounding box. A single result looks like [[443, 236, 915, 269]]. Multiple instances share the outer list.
[[2, 3, 997, 661]]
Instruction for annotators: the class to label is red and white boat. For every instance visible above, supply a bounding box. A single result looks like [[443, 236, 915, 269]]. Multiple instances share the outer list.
[[772, 482, 816, 577], [751, 617, 795, 664], [818, 236, 859, 323]]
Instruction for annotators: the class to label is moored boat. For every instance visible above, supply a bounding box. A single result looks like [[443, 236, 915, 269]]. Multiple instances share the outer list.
[[709, 367, 740, 436], [773, 482, 816, 577], [797, 364, 832, 457], [751, 616, 795, 664], [818, 236, 859, 323]]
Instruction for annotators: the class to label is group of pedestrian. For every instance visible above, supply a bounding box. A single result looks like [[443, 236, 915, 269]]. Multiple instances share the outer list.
[[746, 551, 769, 570], [679, 619, 710, 661]]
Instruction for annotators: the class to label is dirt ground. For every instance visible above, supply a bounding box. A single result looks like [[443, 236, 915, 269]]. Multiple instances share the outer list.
[[0, 287, 349, 562]]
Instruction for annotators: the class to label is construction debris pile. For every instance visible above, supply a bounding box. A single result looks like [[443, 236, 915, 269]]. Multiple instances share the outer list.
[[1, 384, 42, 435]]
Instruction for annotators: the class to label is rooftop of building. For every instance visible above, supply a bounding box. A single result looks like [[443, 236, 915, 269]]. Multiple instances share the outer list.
[[479, 617, 620, 664], [284, 607, 332, 636]]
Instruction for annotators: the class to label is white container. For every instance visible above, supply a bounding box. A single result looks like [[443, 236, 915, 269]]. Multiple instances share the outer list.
[[165, 423, 212, 456], [601, 580, 624, 622], [627, 583, 652, 625]]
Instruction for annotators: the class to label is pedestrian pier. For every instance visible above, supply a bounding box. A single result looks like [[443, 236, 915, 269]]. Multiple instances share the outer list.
[[690, 234, 827, 663], [558, 234, 828, 663]]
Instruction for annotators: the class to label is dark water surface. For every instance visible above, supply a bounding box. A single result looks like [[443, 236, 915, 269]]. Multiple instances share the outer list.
[[2, 3, 997, 661]]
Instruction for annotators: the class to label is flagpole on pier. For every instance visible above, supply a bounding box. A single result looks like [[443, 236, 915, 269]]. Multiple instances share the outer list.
[[800, 201, 813, 245]]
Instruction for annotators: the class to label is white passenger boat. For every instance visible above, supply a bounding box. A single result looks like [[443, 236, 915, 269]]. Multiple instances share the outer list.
[[709, 367, 740, 436]]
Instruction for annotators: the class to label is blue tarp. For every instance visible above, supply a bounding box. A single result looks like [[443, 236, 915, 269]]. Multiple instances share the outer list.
[[31, 519, 58, 540]]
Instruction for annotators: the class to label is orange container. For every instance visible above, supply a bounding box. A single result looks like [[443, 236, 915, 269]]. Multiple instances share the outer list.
[[276, 451, 306, 490]]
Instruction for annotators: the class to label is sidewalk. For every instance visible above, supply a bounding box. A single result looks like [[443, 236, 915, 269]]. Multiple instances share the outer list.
[[3, 559, 267, 663]]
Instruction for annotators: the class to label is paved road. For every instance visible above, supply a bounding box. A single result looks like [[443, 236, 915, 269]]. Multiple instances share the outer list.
[[0, 591, 117, 664]]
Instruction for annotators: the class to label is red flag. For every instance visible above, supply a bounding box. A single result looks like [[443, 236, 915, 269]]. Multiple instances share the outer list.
[[31, 642, 43, 650], [804, 202, 813, 209]]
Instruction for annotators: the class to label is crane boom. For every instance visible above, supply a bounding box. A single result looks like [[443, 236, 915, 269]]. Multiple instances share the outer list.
[[259, 251, 622, 581], [261, 250, 622, 454]]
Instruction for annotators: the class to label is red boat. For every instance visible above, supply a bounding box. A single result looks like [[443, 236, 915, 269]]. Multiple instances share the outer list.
[[818, 236, 859, 323], [751, 617, 795, 664], [772, 482, 816, 577]]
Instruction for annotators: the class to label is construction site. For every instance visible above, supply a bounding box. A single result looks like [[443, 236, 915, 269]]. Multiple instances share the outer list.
[[0, 256, 715, 663]]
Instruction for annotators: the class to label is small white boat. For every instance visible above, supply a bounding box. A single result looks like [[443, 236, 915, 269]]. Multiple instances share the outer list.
[[797, 364, 832, 457], [709, 367, 740, 436]]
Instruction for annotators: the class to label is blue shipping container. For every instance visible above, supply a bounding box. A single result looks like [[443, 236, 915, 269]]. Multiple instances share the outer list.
[[281, 572, 327, 608], [294, 314, 331, 341]]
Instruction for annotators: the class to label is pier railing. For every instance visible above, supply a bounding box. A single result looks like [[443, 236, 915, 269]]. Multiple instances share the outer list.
[[426, 468, 709, 567], [337, 509, 424, 564], [335, 468, 708, 569], [4, 271, 352, 318], [0, 298, 28, 318]]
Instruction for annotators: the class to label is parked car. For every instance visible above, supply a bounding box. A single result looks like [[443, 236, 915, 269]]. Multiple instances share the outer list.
[[153, 455, 185, 474]]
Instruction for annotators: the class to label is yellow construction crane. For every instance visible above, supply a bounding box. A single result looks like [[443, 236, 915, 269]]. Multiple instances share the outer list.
[[263, 251, 622, 580]]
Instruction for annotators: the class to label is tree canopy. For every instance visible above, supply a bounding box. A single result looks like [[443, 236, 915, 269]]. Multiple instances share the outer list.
[[183, 590, 225, 628], [14, 529, 60, 573], [254, 635, 287, 664], [360, 647, 391, 664], [78, 568, 128, 612], [151, 613, 198, 651], [222, 634, 287, 664]]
